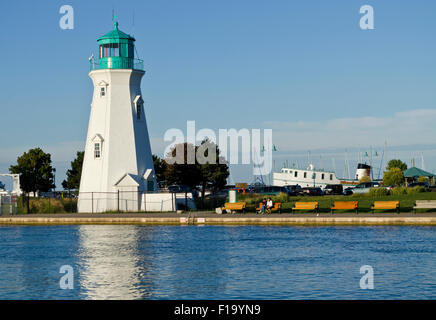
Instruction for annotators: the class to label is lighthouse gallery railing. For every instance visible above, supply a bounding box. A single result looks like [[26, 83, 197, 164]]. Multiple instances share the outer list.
[[89, 58, 144, 71]]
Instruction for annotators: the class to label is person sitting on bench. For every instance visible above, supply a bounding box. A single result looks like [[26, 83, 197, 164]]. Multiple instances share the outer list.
[[259, 198, 267, 214], [266, 198, 274, 214]]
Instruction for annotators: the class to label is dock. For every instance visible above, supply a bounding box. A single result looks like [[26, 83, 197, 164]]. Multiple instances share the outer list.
[[1, 213, 436, 226]]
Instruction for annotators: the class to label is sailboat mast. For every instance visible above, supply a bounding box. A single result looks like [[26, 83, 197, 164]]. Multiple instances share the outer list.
[[378, 141, 386, 180], [358, 145, 361, 163], [345, 149, 351, 180], [421, 152, 425, 170]]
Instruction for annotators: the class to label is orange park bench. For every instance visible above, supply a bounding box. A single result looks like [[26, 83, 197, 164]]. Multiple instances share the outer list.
[[222, 202, 246, 214], [256, 202, 263, 212], [331, 201, 359, 214], [292, 202, 319, 214], [371, 201, 400, 214], [256, 202, 282, 213], [270, 202, 281, 213]]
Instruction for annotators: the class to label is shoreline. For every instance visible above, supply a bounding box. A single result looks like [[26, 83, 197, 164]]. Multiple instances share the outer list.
[[1, 212, 436, 226]]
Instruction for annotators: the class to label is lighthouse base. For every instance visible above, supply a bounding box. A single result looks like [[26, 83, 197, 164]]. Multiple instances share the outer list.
[[77, 191, 198, 213]]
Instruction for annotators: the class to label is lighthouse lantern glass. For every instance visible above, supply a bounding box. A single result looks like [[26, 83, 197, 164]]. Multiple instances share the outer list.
[[92, 23, 143, 71]]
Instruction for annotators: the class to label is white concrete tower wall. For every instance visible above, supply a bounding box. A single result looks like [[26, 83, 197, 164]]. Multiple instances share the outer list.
[[78, 69, 157, 213]]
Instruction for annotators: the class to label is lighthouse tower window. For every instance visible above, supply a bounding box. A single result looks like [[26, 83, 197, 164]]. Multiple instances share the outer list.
[[133, 96, 144, 121], [137, 103, 142, 120], [94, 143, 101, 159], [100, 87, 105, 97], [99, 43, 120, 58]]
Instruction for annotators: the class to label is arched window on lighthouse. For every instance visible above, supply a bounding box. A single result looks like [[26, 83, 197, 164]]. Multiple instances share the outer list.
[[98, 81, 108, 98], [133, 95, 144, 121], [137, 103, 142, 120], [94, 143, 101, 158], [91, 134, 104, 160]]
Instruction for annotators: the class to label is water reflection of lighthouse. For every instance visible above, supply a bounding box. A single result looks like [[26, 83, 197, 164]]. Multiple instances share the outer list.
[[77, 225, 149, 299]]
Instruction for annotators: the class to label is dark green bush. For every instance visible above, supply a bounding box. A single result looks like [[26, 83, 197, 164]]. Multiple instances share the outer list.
[[369, 187, 389, 197], [406, 186, 427, 194], [391, 187, 407, 196]]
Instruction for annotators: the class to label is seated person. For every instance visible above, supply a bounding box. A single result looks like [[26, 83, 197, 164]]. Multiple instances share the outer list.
[[266, 198, 274, 214], [259, 198, 267, 214]]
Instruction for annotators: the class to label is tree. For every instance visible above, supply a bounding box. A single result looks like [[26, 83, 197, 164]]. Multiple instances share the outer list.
[[197, 139, 230, 206], [152, 154, 167, 187], [62, 151, 84, 191], [383, 168, 405, 186], [386, 159, 407, 172], [164, 141, 230, 208], [9, 148, 55, 212], [164, 141, 229, 190], [164, 143, 202, 189]]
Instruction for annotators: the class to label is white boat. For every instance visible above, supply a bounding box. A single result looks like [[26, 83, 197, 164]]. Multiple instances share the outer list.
[[273, 163, 371, 188], [0, 181, 9, 196]]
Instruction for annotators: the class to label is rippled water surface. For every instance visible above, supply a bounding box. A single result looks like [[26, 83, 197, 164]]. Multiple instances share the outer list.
[[0, 225, 435, 299]]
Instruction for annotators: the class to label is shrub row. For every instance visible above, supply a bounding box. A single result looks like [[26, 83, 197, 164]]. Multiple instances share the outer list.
[[368, 186, 427, 197], [17, 197, 77, 214]]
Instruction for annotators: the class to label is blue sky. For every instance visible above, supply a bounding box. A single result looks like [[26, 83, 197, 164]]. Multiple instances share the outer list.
[[1, 0, 436, 189]]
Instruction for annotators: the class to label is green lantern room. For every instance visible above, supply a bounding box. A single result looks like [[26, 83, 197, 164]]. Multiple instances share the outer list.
[[90, 21, 143, 71]]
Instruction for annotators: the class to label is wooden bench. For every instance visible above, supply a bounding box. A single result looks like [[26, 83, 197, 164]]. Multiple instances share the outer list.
[[256, 202, 282, 213], [255, 202, 263, 213], [222, 202, 246, 214], [413, 200, 436, 214], [331, 201, 359, 214], [371, 201, 400, 214], [270, 202, 281, 213], [292, 202, 319, 214]]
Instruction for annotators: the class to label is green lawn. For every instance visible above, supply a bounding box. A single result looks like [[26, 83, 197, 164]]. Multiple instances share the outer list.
[[237, 192, 436, 213]]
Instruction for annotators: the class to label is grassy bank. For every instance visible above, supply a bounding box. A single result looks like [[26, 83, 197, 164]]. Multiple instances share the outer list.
[[237, 192, 436, 213], [8, 191, 436, 214], [16, 197, 77, 214]]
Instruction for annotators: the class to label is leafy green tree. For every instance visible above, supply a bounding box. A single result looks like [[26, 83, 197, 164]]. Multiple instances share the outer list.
[[164, 141, 230, 208], [383, 168, 405, 186], [62, 151, 84, 191], [164, 143, 202, 189], [197, 139, 229, 206], [10, 148, 55, 212], [386, 159, 407, 172], [152, 154, 168, 187]]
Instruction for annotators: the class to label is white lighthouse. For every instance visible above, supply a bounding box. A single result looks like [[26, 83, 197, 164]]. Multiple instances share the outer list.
[[78, 21, 157, 213]]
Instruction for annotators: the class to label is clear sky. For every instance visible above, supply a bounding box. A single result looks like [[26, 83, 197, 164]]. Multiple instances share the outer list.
[[1, 0, 436, 189]]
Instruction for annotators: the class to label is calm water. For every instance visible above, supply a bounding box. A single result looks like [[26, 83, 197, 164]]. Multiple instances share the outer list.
[[0, 225, 435, 300]]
